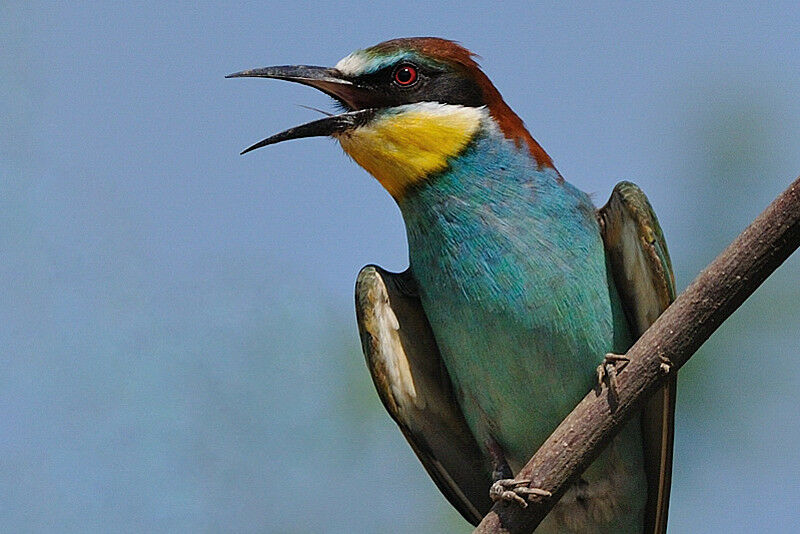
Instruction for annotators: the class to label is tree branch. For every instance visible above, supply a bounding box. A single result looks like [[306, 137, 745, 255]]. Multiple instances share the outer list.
[[474, 176, 800, 534]]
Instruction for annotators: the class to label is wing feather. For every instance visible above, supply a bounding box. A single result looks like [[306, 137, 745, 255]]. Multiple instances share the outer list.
[[355, 265, 492, 525], [599, 181, 677, 534]]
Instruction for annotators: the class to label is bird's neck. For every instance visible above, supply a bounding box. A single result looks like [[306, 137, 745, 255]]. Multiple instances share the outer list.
[[336, 103, 483, 199], [397, 125, 598, 307], [397, 122, 583, 266], [397, 120, 567, 219], [336, 103, 557, 200]]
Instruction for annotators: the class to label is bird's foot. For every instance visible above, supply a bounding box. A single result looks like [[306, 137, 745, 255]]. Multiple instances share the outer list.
[[489, 479, 552, 508], [659, 355, 673, 374], [596, 353, 630, 405], [485, 438, 550, 508]]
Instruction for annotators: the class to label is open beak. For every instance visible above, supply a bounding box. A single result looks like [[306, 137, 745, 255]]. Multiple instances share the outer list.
[[232, 108, 375, 155], [226, 65, 375, 154]]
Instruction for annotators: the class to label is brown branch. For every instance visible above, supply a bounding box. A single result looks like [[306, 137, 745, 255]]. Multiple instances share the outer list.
[[474, 175, 800, 534]]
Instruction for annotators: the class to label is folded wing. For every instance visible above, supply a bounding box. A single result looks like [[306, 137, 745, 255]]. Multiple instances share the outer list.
[[355, 265, 493, 525], [599, 181, 678, 534]]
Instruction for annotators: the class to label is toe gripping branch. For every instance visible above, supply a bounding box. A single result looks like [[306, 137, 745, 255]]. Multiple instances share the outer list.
[[486, 437, 552, 509], [596, 353, 630, 408], [490, 479, 552, 508], [597, 352, 674, 410]]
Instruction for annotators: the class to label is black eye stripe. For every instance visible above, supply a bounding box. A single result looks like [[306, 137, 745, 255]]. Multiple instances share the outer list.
[[346, 63, 483, 110]]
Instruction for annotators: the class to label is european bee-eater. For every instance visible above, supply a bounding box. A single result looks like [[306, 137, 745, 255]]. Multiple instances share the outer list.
[[229, 37, 676, 533]]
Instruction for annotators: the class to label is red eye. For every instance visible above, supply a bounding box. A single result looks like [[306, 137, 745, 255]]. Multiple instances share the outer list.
[[393, 64, 418, 86]]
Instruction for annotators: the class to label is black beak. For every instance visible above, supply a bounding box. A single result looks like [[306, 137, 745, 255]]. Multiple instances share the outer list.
[[227, 65, 375, 154], [235, 108, 375, 155], [226, 65, 361, 106]]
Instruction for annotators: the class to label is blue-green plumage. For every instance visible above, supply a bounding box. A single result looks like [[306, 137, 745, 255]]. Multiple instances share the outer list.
[[400, 123, 647, 532], [230, 36, 676, 533]]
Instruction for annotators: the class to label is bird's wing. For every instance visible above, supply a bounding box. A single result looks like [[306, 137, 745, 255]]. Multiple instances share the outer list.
[[598, 181, 677, 534], [355, 265, 493, 525]]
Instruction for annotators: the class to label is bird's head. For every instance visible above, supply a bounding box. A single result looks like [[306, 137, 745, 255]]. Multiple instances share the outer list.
[[228, 37, 555, 199]]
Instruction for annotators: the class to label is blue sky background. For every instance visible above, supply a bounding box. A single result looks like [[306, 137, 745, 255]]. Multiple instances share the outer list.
[[3, 2, 800, 532]]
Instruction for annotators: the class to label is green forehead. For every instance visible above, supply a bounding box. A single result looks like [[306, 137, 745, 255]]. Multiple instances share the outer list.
[[334, 48, 442, 76]]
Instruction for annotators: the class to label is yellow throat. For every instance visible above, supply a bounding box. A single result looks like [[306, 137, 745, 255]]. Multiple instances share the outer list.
[[335, 103, 484, 199]]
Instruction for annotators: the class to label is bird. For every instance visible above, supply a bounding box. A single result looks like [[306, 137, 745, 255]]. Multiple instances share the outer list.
[[228, 37, 677, 533]]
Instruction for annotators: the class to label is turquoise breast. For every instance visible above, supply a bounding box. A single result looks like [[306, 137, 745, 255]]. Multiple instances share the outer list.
[[398, 126, 647, 532]]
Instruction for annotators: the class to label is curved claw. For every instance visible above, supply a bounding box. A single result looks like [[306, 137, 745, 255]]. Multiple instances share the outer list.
[[659, 354, 673, 374], [597, 353, 630, 408]]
